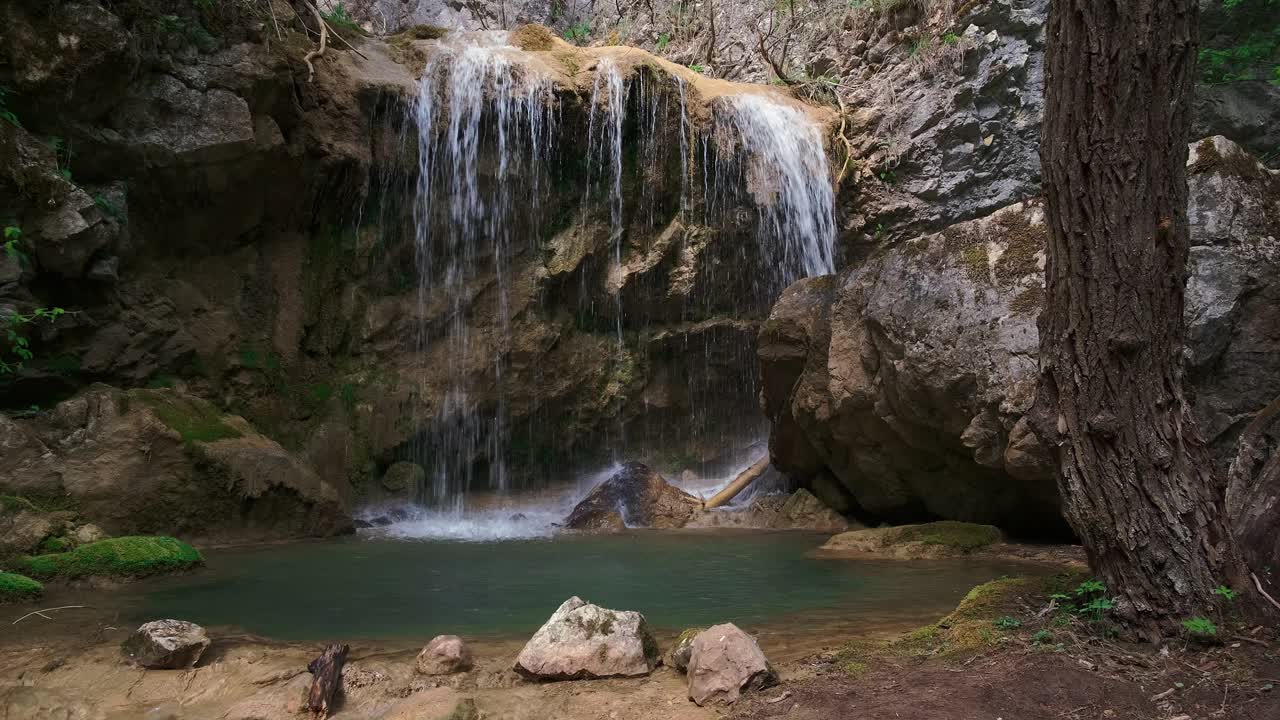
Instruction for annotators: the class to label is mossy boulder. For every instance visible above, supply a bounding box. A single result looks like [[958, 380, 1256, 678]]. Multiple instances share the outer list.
[[0, 572, 44, 603], [820, 521, 1002, 558], [833, 572, 1087, 672], [20, 536, 203, 580]]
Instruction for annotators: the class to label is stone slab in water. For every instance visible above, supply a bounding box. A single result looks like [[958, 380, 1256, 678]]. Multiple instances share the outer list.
[[514, 597, 659, 680]]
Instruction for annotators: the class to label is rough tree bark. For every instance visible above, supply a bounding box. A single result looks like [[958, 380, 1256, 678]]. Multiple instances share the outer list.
[[1037, 0, 1254, 635]]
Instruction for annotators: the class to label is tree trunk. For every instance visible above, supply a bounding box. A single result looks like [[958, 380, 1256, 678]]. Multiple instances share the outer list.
[[1227, 395, 1280, 595], [1037, 0, 1252, 635], [306, 643, 349, 718]]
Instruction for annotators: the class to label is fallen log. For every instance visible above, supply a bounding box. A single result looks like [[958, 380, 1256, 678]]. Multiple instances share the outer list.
[[703, 455, 770, 510], [306, 643, 349, 718]]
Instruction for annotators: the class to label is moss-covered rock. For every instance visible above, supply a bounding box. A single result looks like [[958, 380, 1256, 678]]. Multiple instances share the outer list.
[[20, 536, 203, 580], [820, 521, 1002, 558], [0, 572, 44, 603], [833, 572, 1087, 673]]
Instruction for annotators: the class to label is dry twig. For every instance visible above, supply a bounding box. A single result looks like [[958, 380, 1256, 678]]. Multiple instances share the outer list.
[[12, 606, 90, 625]]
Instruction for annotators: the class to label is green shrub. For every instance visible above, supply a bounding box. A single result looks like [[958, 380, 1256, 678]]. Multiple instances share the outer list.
[[20, 536, 203, 580], [1182, 616, 1218, 638], [0, 572, 43, 603]]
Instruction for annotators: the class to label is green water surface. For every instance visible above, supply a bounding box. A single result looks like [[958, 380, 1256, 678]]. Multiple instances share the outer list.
[[128, 532, 1031, 642]]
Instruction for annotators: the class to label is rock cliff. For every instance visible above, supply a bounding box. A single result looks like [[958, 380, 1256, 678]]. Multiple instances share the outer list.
[[760, 136, 1280, 535]]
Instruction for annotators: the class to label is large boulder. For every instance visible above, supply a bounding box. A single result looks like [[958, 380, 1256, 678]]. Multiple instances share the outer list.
[[514, 597, 660, 680], [0, 385, 353, 542], [687, 623, 778, 706], [122, 620, 210, 669], [563, 463, 703, 530], [760, 137, 1280, 535]]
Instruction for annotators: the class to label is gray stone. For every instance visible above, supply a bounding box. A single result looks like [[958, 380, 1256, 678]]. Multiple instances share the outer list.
[[514, 597, 659, 680], [415, 635, 473, 675], [122, 620, 210, 669], [687, 623, 778, 706]]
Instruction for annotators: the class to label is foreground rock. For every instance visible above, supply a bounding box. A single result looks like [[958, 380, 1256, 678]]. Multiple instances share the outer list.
[[761, 137, 1280, 535], [564, 463, 702, 530], [122, 620, 210, 669], [514, 597, 659, 680], [416, 635, 473, 675], [669, 628, 704, 674], [821, 521, 1003, 559], [687, 624, 778, 706]]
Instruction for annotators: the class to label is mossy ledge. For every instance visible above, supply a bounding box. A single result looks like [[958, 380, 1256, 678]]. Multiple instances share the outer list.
[[833, 572, 1087, 673], [0, 572, 44, 603], [820, 521, 1002, 558], [19, 536, 203, 581]]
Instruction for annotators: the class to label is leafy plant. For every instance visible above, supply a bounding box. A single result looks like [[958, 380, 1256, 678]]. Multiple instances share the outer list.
[[1212, 584, 1237, 601], [322, 2, 362, 33], [1074, 578, 1105, 596], [1199, 0, 1280, 85], [1030, 629, 1054, 646], [942, 32, 961, 45], [993, 616, 1022, 630], [687, 63, 707, 73], [1079, 595, 1116, 622], [3, 224, 22, 261], [656, 33, 670, 53], [3, 307, 67, 374], [0, 86, 20, 129], [1182, 616, 1218, 637], [48, 137, 73, 182], [564, 22, 591, 43]]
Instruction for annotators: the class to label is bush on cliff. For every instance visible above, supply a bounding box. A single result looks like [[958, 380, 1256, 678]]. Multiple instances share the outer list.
[[20, 536, 203, 580]]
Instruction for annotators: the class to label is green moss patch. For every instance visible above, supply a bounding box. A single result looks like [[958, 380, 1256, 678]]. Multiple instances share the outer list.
[[894, 521, 1002, 551], [0, 495, 38, 513], [833, 572, 1086, 672], [133, 390, 242, 444], [0, 572, 43, 603], [20, 536, 203, 580]]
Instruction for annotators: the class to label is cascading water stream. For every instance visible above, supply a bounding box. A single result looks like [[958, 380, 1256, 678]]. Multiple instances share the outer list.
[[395, 40, 836, 532], [411, 40, 556, 505]]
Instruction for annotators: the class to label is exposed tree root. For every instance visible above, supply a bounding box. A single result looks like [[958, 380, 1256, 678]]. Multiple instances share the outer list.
[[302, 1, 328, 83]]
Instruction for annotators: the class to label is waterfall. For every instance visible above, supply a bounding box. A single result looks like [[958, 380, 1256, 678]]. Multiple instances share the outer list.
[[412, 41, 557, 503], [710, 94, 837, 294], [401, 40, 835, 517]]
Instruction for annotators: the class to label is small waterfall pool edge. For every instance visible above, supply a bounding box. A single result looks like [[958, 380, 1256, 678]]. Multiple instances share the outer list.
[[97, 532, 1052, 649]]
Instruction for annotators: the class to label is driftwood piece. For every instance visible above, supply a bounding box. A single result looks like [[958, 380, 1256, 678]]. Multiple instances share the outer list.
[[704, 455, 769, 510], [306, 643, 349, 718]]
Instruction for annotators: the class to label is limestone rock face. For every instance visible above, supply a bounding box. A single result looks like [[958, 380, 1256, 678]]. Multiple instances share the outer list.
[[761, 137, 1280, 534], [122, 620, 210, 669], [416, 635, 473, 676], [0, 385, 352, 542], [564, 463, 702, 530], [514, 597, 659, 680], [687, 623, 778, 706]]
